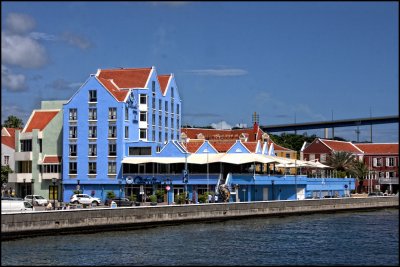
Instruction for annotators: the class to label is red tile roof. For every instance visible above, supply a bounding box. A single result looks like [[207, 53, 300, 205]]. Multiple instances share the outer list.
[[97, 68, 152, 89], [243, 142, 258, 153], [24, 111, 59, 133], [182, 141, 204, 153], [158, 75, 171, 95], [355, 143, 399, 154], [181, 128, 262, 142], [96, 68, 152, 102], [97, 77, 128, 102], [209, 141, 236, 153], [42, 156, 62, 164], [320, 139, 363, 154], [1, 127, 20, 149]]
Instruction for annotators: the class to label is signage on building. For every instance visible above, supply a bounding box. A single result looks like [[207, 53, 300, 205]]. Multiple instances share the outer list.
[[126, 176, 134, 184]]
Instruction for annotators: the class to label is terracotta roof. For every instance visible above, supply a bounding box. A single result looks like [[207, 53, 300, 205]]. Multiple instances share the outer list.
[[182, 141, 204, 153], [181, 128, 262, 142], [320, 139, 363, 154], [97, 77, 128, 102], [42, 155, 62, 164], [24, 111, 59, 133], [158, 75, 171, 95], [355, 143, 399, 154], [243, 142, 258, 153], [1, 127, 20, 149], [96, 67, 152, 101], [97, 68, 152, 89], [209, 141, 236, 153]]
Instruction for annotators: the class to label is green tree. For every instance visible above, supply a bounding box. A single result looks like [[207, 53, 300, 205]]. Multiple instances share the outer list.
[[2, 115, 24, 128], [269, 133, 319, 153], [1, 165, 13, 185], [326, 151, 356, 175], [349, 161, 369, 192], [106, 191, 116, 199]]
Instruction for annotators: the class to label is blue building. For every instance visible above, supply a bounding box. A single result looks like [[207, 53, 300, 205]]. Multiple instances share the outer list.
[[62, 66, 355, 205], [62, 67, 182, 202]]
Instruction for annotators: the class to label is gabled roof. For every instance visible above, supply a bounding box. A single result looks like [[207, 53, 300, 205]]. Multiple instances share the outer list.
[[96, 67, 175, 102], [355, 143, 399, 155], [96, 67, 152, 102], [243, 142, 258, 153], [181, 127, 266, 142], [157, 74, 171, 95], [97, 68, 152, 89], [1, 127, 20, 149], [182, 141, 204, 153], [209, 141, 236, 153], [319, 139, 364, 154], [23, 110, 59, 133]]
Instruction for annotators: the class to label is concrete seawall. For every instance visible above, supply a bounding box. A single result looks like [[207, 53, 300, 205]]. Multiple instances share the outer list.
[[2, 197, 398, 240]]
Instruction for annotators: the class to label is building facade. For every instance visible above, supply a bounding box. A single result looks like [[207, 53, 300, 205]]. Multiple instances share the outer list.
[[62, 67, 182, 202], [8, 101, 65, 200], [1, 127, 19, 196], [301, 138, 399, 194]]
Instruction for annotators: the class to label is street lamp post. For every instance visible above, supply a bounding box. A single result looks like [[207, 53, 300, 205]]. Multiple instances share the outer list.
[[206, 149, 209, 202], [118, 179, 122, 207], [23, 178, 26, 198], [183, 137, 188, 204], [77, 179, 80, 194], [31, 178, 35, 209], [52, 178, 57, 210]]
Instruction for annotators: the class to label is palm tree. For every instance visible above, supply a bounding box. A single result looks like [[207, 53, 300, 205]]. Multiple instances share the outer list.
[[349, 161, 369, 193], [326, 151, 356, 176]]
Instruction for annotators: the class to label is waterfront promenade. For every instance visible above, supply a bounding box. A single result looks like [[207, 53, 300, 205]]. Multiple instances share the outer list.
[[2, 196, 398, 240]]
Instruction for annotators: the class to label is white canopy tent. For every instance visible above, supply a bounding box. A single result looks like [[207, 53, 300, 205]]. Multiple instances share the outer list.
[[186, 153, 224, 164], [121, 153, 293, 166]]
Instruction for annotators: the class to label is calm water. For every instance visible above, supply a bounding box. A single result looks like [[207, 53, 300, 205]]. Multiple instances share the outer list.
[[1, 209, 398, 266]]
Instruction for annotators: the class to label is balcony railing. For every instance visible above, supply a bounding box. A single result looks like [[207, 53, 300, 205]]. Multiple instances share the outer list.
[[379, 177, 399, 185]]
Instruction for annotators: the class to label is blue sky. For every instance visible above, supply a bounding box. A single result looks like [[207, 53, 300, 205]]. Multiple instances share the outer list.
[[2, 1, 398, 142]]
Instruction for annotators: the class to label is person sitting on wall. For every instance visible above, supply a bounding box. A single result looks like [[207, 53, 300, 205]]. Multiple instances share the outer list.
[[46, 202, 53, 210]]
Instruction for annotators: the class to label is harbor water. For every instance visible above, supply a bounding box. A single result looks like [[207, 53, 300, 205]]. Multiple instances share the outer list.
[[1, 208, 398, 266]]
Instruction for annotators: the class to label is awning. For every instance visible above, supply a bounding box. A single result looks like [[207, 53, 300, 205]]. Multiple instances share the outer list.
[[219, 153, 279, 165], [186, 153, 224, 164]]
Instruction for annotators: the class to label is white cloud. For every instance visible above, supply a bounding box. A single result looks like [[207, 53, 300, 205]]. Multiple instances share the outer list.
[[5, 13, 36, 34], [62, 32, 92, 50], [186, 68, 248, 76], [29, 32, 58, 41], [46, 78, 82, 90], [1, 32, 48, 68], [211, 121, 233, 130], [1, 65, 28, 91]]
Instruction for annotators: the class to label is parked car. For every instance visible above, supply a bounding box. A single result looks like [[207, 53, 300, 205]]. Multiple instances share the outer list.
[[24, 195, 48, 206], [70, 194, 101, 206], [105, 198, 135, 207], [2, 199, 34, 213]]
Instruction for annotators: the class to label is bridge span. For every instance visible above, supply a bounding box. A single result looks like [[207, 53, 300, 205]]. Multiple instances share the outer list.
[[260, 115, 399, 138]]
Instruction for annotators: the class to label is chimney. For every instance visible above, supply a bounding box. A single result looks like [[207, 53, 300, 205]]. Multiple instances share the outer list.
[[252, 112, 259, 140]]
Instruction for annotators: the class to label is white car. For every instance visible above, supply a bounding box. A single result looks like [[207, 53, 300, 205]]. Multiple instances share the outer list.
[[70, 194, 101, 206], [24, 195, 48, 206]]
